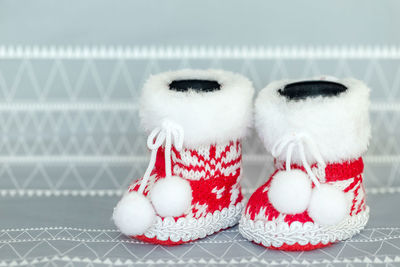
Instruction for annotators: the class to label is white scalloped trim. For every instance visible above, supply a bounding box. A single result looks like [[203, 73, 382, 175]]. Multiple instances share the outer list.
[[142, 202, 243, 243], [239, 206, 369, 248]]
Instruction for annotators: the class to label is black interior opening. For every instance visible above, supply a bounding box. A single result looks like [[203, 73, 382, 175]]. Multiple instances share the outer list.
[[169, 79, 221, 92], [278, 80, 348, 100]]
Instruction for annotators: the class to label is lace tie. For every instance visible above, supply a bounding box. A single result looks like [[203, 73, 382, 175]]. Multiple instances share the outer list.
[[271, 132, 326, 187], [137, 120, 184, 194]]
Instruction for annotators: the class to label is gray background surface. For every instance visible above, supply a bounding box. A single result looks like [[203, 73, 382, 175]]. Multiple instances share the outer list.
[[0, 0, 399, 266]]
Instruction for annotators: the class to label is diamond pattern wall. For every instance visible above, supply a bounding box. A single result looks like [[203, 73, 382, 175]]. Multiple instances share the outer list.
[[0, 46, 399, 194]]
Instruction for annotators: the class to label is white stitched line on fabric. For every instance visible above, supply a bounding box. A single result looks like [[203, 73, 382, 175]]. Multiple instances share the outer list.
[[365, 155, 400, 164], [0, 226, 397, 232], [0, 156, 147, 163], [0, 238, 250, 244], [1, 254, 399, 266], [0, 189, 124, 197], [240, 187, 400, 195], [1, 45, 400, 59], [1, 187, 400, 198], [1, 228, 398, 243], [0, 102, 138, 111], [0, 227, 120, 232], [371, 102, 400, 112], [367, 187, 400, 194], [346, 235, 400, 243], [0, 155, 399, 164], [1, 235, 400, 244], [244, 154, 400, 163], [0, 102, 393, 111], [363, 227, 400, 230]]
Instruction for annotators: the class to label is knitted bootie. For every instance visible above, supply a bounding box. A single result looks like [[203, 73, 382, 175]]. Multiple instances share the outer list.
[[113, 69, 254, 245], [239, 77, 371, 251]]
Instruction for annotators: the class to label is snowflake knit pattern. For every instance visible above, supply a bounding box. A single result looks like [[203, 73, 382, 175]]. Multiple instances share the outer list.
[[129, 141, 243, 245], [240, 158, 368, 250]]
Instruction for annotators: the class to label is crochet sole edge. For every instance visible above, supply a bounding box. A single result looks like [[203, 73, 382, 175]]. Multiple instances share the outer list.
[[137, 202, 244, 243], [239, 206, 369, 249]]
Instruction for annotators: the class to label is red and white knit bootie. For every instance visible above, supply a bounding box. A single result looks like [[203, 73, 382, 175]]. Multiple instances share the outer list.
[[239, 77, 371, 251], [113, 69, 254, 245]]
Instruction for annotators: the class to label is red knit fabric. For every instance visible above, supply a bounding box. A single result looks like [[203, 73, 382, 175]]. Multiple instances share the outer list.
[[263, 242, 332, 251], [127, 140, 243, 244], [244, 157, 366, 250], [134, 235, 187, 246], [274, 157, 364, 182]]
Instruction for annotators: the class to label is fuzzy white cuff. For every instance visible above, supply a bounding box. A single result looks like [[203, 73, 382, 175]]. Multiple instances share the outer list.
[[139, 69, 254, 148], [255, 77, 371, 164]]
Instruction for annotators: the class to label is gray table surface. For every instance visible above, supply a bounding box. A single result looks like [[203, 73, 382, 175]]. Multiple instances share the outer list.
[[0, 188, 399, 267]]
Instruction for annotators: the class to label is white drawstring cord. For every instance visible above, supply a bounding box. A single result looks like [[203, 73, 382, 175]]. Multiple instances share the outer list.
[[137, 120, 184, 194], [271, 132, 326, 187]]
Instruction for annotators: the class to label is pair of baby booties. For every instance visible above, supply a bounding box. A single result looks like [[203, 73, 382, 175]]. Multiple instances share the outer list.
[[113, 69, 370, 251]]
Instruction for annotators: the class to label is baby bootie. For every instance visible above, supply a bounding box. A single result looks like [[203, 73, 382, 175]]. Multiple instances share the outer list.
[[113, 69, 254, 245], [239, 77, 371, 251]]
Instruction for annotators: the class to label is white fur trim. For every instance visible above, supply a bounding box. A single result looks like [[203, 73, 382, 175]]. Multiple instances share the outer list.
[[140, 69, 254, 147], [239, 207, 369, 248], [255, 77, 371, 164], [308, 184, 350, 226], [112, 192, 156, 236], [268, 170, 312, 215], [143, 202, 243, 242], [150, 176, 192, 217]]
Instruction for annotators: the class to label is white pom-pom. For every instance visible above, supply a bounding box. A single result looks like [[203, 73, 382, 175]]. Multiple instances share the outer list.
[[268, 169, 312, 214], [150, 176, 192, 217], [308, 184, 349, 226], [113, 192, 156, 236]]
